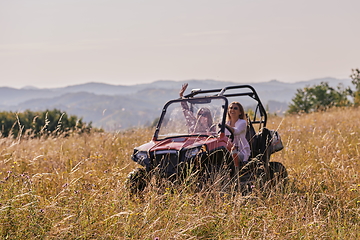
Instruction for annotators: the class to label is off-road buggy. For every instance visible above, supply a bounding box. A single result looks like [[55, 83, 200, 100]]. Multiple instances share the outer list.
[[127, 85, 287, 194]]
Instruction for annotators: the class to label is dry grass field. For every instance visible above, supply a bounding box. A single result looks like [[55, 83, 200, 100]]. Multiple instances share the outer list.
[[0, 107, 359, 239]]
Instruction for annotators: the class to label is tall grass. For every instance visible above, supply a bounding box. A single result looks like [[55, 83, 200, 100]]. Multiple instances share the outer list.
[[0, 108, 359, 239]]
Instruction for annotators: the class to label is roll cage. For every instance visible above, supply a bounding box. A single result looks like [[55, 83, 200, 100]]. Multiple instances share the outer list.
[[183, 84, 267, 129], [152, 85, 267, 141]]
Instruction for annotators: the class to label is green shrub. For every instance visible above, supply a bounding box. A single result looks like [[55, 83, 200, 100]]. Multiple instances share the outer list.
[[0, 109, 94, 138]]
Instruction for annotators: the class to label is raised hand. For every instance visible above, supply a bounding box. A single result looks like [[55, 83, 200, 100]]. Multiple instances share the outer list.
[[179, 83, 188, 98]]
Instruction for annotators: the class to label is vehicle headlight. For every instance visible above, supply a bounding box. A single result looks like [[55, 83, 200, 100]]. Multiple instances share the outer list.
[[185, 147, 201, 159], [132, 151, 149, 166], [136, 151, 148, 161]]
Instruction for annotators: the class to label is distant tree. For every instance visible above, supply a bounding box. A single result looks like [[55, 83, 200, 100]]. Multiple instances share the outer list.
[[350, 68, 360, 106], [287, 87, 312, 114], [287, 82, 351, 114]]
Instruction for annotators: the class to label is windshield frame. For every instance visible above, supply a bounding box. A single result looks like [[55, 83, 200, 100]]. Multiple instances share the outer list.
[[153, 96, 229, 141]]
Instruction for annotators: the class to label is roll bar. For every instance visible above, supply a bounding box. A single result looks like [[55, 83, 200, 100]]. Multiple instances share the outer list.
[[183, 85, 267, 128]]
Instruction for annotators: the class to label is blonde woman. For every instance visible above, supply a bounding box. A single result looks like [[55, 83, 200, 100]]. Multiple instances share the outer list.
[[225, 101, 251, 163]]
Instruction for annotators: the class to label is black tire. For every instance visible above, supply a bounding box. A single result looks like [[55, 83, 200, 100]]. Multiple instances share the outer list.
[[237, 157, 266, 194], [269, 161, 288, 190], [125, 167, 148, 195]]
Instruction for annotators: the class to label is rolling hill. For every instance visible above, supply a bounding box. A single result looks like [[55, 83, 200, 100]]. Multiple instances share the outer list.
[[0, 78, 352, 130]]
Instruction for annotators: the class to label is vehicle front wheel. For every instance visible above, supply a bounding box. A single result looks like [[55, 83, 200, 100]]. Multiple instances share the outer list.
[[125, 167, 148, 195]]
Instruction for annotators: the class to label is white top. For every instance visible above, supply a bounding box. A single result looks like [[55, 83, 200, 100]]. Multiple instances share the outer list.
[[226, 119, 251, 161]]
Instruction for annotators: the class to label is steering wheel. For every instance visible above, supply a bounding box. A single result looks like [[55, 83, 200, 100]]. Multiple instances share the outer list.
[[218, 124, 234, 142]]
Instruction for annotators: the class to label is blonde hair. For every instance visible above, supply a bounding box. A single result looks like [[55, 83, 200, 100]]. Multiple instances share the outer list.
[[227, 102, 246, 121]]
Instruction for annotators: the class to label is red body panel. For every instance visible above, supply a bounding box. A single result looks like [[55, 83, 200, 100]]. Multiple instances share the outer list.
[[138, 135, 234, 154]]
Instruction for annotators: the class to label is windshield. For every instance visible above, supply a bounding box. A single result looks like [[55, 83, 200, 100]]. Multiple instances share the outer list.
[[156, 97, 227, 139]]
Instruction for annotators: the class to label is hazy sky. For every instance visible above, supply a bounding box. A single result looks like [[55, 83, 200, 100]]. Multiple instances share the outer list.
[[1, 0, 359, 88]]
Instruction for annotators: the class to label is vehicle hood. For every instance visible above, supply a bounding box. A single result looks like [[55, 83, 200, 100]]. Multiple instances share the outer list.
[[135, 136, 230, 152]]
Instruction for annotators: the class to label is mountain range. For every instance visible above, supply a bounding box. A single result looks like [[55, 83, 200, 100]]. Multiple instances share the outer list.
[[0, 78, 352, 130]]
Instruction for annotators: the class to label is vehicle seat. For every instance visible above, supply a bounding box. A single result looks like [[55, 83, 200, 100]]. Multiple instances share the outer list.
[[249, 127, 272, 162], [246, 118, 258, 158]]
